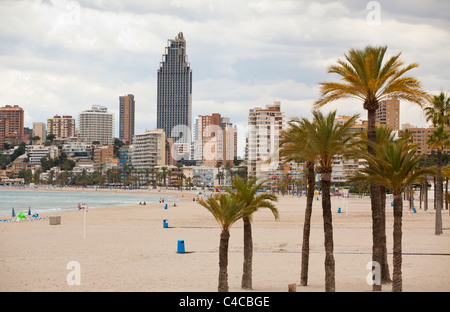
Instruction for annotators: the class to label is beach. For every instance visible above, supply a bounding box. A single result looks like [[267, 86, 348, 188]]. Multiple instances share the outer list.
[[1, 188, 449, 292]]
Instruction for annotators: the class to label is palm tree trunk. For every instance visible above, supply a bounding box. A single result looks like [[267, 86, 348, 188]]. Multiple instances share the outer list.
[[446, 178, 448, 210], [436, 150, 443, 235], [379, 186, 391, 284], [434, 177, 436, 210], [424, 157, 428, 211], [218, 229, 230, 292], [392, 192, 403, 292], [241, 216, 253, 289], [419, 183, 423, 210], [367, 108, 383, 291], [300, 162, 315, 286], [321, 172, 335, 292]]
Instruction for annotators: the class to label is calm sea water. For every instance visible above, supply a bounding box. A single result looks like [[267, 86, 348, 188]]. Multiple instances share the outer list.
[[0, 187, 178, 217]]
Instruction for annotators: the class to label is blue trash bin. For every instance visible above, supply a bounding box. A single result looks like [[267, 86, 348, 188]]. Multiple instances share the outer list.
[[177, 240, 185, 253], [338, 207, 341, 213], [164, 204, 168, 209], [163, 219, 168, 228]]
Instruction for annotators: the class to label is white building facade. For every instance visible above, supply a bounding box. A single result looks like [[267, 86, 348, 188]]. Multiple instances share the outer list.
[[78, 105, 114, 145]]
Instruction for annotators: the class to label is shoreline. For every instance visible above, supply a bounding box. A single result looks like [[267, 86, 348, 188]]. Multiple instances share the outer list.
[[0, 185, 212, 219]]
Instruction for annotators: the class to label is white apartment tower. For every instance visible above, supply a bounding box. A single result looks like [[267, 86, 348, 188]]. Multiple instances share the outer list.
[[131, 129, 166, 171], [78, 105, 114, 145], [247, 101, 284, 179]]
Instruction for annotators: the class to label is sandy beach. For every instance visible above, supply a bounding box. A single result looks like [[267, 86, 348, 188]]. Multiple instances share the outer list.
[[1, 187, 449, 292]]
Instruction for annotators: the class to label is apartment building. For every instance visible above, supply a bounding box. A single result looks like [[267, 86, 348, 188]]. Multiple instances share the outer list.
[[246, 101, 284, 179], [375, 98, 400, 131], [0, 105, 24, 146], [47, 115, 76, 140], [119, 94, 135, 145]]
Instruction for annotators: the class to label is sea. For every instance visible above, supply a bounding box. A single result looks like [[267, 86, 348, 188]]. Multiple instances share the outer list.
[[0, 187, 178, 217]]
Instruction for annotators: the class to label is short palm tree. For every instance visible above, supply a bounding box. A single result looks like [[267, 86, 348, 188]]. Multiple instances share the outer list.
[[427, 126, 450, 235], [279, 117, 317, 286], [314, 45, 431, 291], [225, 176, 278, 289], [352, 139, 433, 292], [303, 110, 359, 292], [198, 193, 246, 292]]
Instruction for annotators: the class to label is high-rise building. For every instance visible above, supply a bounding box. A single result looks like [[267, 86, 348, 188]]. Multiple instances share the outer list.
[[47, 115, 76, 140], [33, 122, 46, 145], [0, 105, 24, 146], [119, 94, 135, 145], [130, 129, 166, 184], [78, 105, 114, 145], [193, 113, 236, 166], [157, 32, 192, 143], [246, 101, 284, 179], [376, 98, 400, 131]]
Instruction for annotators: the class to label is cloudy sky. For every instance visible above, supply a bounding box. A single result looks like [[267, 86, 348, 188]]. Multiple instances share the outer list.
[[1, 0, 449, 156]]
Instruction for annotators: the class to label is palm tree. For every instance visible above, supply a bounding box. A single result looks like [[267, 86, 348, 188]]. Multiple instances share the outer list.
[[427, 126, 450, 234], [279, 116, 318, 286], [303, 110, 359, 292], [423, 92, 450, 128], [352, 139, 433, 291], [225, 176, 278, 289], [314, 45, 431, 291], [198, 193, 246, 292], [161, 166, 168, 187], [424, 91, 450, 222]]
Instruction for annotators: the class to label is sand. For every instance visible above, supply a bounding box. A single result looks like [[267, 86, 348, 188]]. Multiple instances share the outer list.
[[1, 187, 449, 292]]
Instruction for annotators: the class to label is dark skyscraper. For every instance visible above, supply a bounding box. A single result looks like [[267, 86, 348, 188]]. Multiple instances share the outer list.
[[157, 32, 192, 143], [119, 94, 135, 145]]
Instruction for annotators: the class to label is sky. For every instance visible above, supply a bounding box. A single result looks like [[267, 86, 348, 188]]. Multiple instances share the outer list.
[[1, 0, 449, 157]]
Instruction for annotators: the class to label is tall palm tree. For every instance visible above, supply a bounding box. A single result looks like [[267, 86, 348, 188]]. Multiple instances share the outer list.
[[161, 166, 168, 187], [351, 126, 407, 284], [303, 110, 359, 292], [424, 91, 450, 221], [424, 92, 450, 128], [279, 116, 318, 286], [427, 126, 450, 234], [314, 45, 431, 291], [352, 139, 433, 292], [225, 176, 278, 289], [198, 193, 246, 292]]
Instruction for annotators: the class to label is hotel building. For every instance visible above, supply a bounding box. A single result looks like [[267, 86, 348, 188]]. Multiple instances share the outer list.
[[78, 105, 114, 145]]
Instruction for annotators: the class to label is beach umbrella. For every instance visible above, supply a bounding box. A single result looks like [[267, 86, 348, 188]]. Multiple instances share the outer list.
[[12, 208, 15, 217], [18, 212, 26, 219], [28, 207, 31, 216]]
